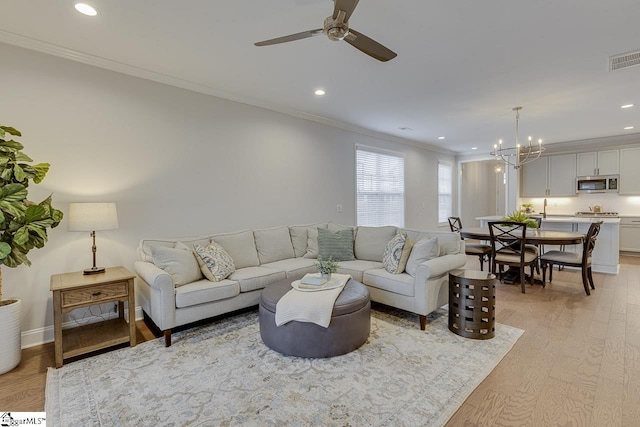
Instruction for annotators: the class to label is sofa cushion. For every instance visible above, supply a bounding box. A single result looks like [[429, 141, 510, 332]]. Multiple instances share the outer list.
[[383, 233, 413, 274], [355, 226, 398, 262], [363, 269, 415, 297], [193, 242, 236, 281], [303, 227, 319, 259], [318, 227, 355, 261], [405, 238, 439, 277], [261, 258, 317, 281], [254, 226, 295, 264], [337, 260, 383, 282], [228, 266, 286, 293], [175, 279, 240, 308], [290, 223, 328, 258], [150, 244, 202, 286], [212, 230, 260, 269]]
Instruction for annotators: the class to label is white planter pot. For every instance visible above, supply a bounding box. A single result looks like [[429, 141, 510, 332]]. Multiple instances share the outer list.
[[0, 298, 22, 375]]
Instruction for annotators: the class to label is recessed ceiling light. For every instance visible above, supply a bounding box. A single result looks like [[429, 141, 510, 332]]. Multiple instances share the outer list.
[[471, 147, 478, 150], [75, 3, 97, 16], [624, 126, 635, 130], [437, 136, 446, 140], [621, 104, 634, 109], [314, 89, 325, 96], [398, 127, 413, 131]]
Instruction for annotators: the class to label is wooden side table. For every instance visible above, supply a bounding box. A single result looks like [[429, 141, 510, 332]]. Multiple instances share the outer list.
[[448, 269, 496, 340], [50, 266, 136, 368]]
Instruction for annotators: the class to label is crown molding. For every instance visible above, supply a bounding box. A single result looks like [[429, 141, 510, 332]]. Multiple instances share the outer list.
[[0, 30, 455, 156]]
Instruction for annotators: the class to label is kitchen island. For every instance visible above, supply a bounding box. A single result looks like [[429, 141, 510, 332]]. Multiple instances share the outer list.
[[475, 215, 620, 274]]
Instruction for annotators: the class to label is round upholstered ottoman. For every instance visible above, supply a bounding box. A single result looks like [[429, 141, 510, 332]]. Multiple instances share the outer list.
[[259, 278, 371, 358]]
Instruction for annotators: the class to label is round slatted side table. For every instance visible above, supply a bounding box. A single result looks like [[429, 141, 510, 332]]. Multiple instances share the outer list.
[[448, 269, 496, 340]]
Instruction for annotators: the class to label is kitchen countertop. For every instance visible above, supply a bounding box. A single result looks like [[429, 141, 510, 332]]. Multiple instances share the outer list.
[[476, 215, 620, 224]]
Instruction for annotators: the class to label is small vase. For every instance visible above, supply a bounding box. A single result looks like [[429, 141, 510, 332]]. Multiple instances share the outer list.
[[320, 273, 332, 281]]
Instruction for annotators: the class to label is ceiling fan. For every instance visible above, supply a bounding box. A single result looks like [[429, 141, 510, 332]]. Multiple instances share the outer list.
[[254, 0, 397, 62]]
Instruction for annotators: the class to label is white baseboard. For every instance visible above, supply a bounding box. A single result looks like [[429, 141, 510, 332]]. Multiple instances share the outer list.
[[21, 306, 144, 349]]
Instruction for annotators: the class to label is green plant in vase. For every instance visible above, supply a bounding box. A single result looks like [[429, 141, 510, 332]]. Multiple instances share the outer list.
[[315, 256, 338, 280], [0, 124, 63, 374], [502, 210, 539, 229]]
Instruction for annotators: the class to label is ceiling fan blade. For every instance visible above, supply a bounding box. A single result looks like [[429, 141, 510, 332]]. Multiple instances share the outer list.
[[344, 29, 397, 62], [333, 0, 360, 22], [254, 29, 323, 46]]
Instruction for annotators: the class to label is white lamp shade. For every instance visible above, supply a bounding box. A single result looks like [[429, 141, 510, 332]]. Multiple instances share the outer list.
[[68, 203, 119, 231]]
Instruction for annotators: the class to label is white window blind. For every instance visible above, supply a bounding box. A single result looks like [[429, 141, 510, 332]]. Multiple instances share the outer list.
[[356, 146, 405, 227], [438, 161, 453, 223]]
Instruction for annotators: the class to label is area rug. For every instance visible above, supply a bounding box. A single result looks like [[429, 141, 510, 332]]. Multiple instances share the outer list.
[[45, 307, 523, 426]]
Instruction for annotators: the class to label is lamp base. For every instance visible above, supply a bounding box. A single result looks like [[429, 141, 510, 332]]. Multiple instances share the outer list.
[[83, 266, 106, 275]]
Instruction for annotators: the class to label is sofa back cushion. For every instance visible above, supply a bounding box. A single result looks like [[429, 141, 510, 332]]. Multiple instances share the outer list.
[[254, 226, 295, 264], [317, 227, 355, 261], [289, 223, 328, 258], [212, 230, 260, 269], [355, 226, 398, 262]]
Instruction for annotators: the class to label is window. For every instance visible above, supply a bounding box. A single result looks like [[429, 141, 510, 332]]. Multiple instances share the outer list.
[[438, 161, 453, 223], [356, 146, 405, 227]]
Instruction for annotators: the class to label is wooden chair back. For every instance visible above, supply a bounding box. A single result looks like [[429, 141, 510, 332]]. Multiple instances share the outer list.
[[582, 221, 602, 266], [487, 221, 528, 264], [448, 217, 462, 233]]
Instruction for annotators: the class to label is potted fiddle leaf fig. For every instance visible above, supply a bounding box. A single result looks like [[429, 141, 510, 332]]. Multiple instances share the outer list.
[[0, 125, 63, 375]]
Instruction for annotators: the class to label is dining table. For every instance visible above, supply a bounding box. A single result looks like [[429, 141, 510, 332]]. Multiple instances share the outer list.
[[459, 227, 585, 246], [459, 227, 586, 285]]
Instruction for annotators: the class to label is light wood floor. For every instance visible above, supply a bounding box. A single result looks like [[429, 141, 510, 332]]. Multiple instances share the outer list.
[[2, 256, 639, 426]]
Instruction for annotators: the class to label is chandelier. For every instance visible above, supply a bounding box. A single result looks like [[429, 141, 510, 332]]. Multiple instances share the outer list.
[[490, 106, 545, 169]]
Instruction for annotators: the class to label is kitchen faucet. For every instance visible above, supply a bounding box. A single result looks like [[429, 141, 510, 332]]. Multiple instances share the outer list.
[[543, 198, 547, 219]]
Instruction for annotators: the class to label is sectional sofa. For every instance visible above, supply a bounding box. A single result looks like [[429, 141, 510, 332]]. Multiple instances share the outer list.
[[134, 223, 467, 346]]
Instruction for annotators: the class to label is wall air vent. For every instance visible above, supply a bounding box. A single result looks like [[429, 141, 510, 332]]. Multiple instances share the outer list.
[[609, 50, 640, 71]]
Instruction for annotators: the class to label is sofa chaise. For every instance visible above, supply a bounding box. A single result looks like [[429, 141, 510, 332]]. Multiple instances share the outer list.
[[134, 223, 467, 346]]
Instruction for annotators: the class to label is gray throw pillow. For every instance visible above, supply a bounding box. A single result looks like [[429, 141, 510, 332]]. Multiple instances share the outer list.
[[317, 227, 355, 261]]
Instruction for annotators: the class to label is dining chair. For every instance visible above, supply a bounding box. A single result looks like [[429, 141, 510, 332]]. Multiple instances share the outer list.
[[448, 216, 492, 271], [488, 221, 538, 293], [539, 221, 602, 295]]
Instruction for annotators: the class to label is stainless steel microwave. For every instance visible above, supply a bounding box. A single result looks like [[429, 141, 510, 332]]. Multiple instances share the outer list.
[[576, 175, 619, 193]]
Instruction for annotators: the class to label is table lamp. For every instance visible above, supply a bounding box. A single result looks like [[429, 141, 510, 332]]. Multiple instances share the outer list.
[[68, 202, 119, 275]]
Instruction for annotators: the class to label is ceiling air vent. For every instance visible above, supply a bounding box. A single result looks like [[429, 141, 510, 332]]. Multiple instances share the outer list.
[[609, 50, 640, 71]]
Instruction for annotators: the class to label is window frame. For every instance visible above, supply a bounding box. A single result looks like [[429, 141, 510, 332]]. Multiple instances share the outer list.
[[355, 144, 406, 228], [438, 160, 453, 225]]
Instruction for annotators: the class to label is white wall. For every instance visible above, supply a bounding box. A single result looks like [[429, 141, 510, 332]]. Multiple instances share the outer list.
[[0, 43, 455, 342]]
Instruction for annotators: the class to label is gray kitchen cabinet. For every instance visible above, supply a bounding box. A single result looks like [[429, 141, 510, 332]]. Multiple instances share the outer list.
[[521, 154, 577, 197], [576, 149, 619, 176], [620, 147, 640, 194]]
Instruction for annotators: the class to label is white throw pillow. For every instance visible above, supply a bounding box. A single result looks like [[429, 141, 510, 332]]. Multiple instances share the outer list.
[[405, 238, 439, 277], [383, 233, 413, 274], [303, 227, 320, 259], [193, 241, 236, 282], [150, 244, 202, 286]]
